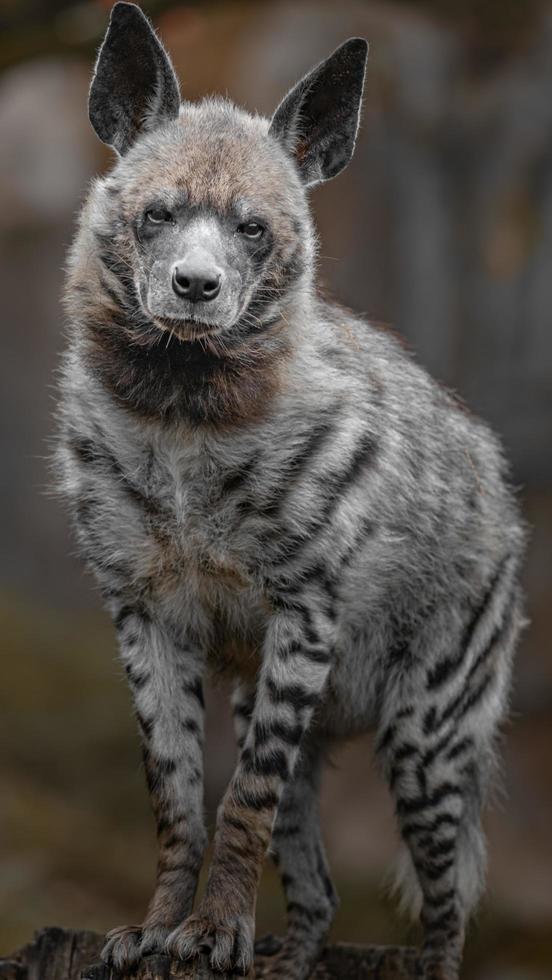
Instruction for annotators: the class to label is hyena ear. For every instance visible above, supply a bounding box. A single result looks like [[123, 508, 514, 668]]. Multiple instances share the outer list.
[[269, 38, 368, 187], [89, 2, 180, 155]]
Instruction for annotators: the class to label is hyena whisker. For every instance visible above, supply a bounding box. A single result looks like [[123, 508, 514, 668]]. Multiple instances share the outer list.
[[165, 324, 177, 349]]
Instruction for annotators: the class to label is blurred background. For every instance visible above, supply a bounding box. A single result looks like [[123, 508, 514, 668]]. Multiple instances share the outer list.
[[1, 1, 551, 977]]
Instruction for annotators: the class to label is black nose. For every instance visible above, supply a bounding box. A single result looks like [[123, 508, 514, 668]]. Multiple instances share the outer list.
[[172, 264, 222, 303]]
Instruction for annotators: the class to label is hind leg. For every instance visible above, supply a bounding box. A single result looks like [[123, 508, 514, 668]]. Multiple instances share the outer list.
[[380, 713, 486, 979], [378, 566, 522, 978], [264, 739, 338, 980], [390, 738, 491, 979]]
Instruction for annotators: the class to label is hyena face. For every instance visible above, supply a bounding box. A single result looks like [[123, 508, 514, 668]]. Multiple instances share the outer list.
[[87, 2, 367, 347], [109, 105, 311, 340]]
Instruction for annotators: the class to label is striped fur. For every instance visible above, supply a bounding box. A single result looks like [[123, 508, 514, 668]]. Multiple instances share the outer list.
[[56, 6, 526, 979]]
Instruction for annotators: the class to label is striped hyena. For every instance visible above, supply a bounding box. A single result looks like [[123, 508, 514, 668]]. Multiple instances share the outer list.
[[57, 4, 526, 979]]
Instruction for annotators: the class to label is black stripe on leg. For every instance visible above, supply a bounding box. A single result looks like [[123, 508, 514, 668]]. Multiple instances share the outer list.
[[423, 838, 456, 862], [223, 814, 257, 840], [233, 700, 254, 724], [289, 644, 332, 666], [423, 887, 456, 910], [162, 831, 188, 851], [397, 782, 463, 818], [422, 904, 459, 933], [456, 672, 494, 722], [142, 748, 178, 794], [156, 812, 186, 835], [182, 677, 205, 709], [375, 706, 415, 755], [136, 711, 153, 740], [266, 678, 319, 711], [125, 662, 150, 689], [393, 742, 418, 763], [233, 784, 279, 811], [376, 724, 395, 754], [389, 742, 419, 790], [445, 736, 474, 762], [114, 605, 136, 631], [438, 666, 494, 731], [182, 718, 202, 737], [402, 812, 461, 840], [241, 746, 290, 781], [424, 857, 455, 882], [254, 719, 304, 747]]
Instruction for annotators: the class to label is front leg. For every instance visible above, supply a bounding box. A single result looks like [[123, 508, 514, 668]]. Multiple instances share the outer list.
[[166, 596, 335, 975], [101, 603, 207, 971]]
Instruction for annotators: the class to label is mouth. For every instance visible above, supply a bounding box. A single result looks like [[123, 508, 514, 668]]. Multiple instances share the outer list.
[[150, 313, 227, 342]]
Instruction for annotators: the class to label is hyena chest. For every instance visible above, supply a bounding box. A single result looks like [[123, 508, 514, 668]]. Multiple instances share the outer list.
[[124, 444, 270, 675]]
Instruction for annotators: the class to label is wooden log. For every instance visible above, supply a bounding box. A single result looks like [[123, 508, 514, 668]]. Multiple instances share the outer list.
[[0, 927, 420, 980]]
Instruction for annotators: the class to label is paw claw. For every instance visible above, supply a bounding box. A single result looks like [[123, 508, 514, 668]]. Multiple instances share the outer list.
[[139, 927, 172, 960], [101, 925, 142, 970], [165, 911, 254, 975]]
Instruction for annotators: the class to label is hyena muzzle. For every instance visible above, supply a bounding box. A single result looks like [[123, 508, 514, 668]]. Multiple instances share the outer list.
[[56, 4, 527, 978]]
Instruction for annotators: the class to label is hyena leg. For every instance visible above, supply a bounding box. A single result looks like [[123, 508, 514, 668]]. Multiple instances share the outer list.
[[231, 685, 337, 979], [231, 680, 282, 958], [379, 567, 522, 980], [166, 598, 335, 975], [264, 740, 338, 980], [101, 604, 207, 970], [231, 679, 256, 753]]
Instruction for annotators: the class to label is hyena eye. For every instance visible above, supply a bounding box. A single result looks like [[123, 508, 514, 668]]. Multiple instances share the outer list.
[[145, 207, 172, 224], [238, 221, 264, 240]]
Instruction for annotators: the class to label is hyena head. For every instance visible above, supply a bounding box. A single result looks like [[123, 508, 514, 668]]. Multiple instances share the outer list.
[[75, 3, 367, 424], [88, 3, 367, 336]]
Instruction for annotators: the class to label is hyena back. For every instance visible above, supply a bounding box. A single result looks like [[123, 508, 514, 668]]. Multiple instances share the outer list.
[[57, 4, 526, 978]]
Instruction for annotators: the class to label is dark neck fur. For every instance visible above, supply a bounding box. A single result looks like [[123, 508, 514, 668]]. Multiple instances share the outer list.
[[80, 308, 291, 429]]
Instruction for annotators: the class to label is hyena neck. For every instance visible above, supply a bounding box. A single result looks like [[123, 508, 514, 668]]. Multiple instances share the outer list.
[[75, 279, 311, 431]]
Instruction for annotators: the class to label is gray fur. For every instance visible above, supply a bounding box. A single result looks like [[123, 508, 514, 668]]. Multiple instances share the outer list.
[[56, 6, 526, 979]]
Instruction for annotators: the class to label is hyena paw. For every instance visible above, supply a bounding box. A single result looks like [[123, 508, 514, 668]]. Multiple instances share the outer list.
[[165, 908, 255, 975], [138, 924, 172, 958], [101, 924, 142, 969]]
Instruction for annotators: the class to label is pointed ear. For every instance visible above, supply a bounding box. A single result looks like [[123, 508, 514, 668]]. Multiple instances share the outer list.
[[269, 38, 368, 187], [89, 2, 180, 155]]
